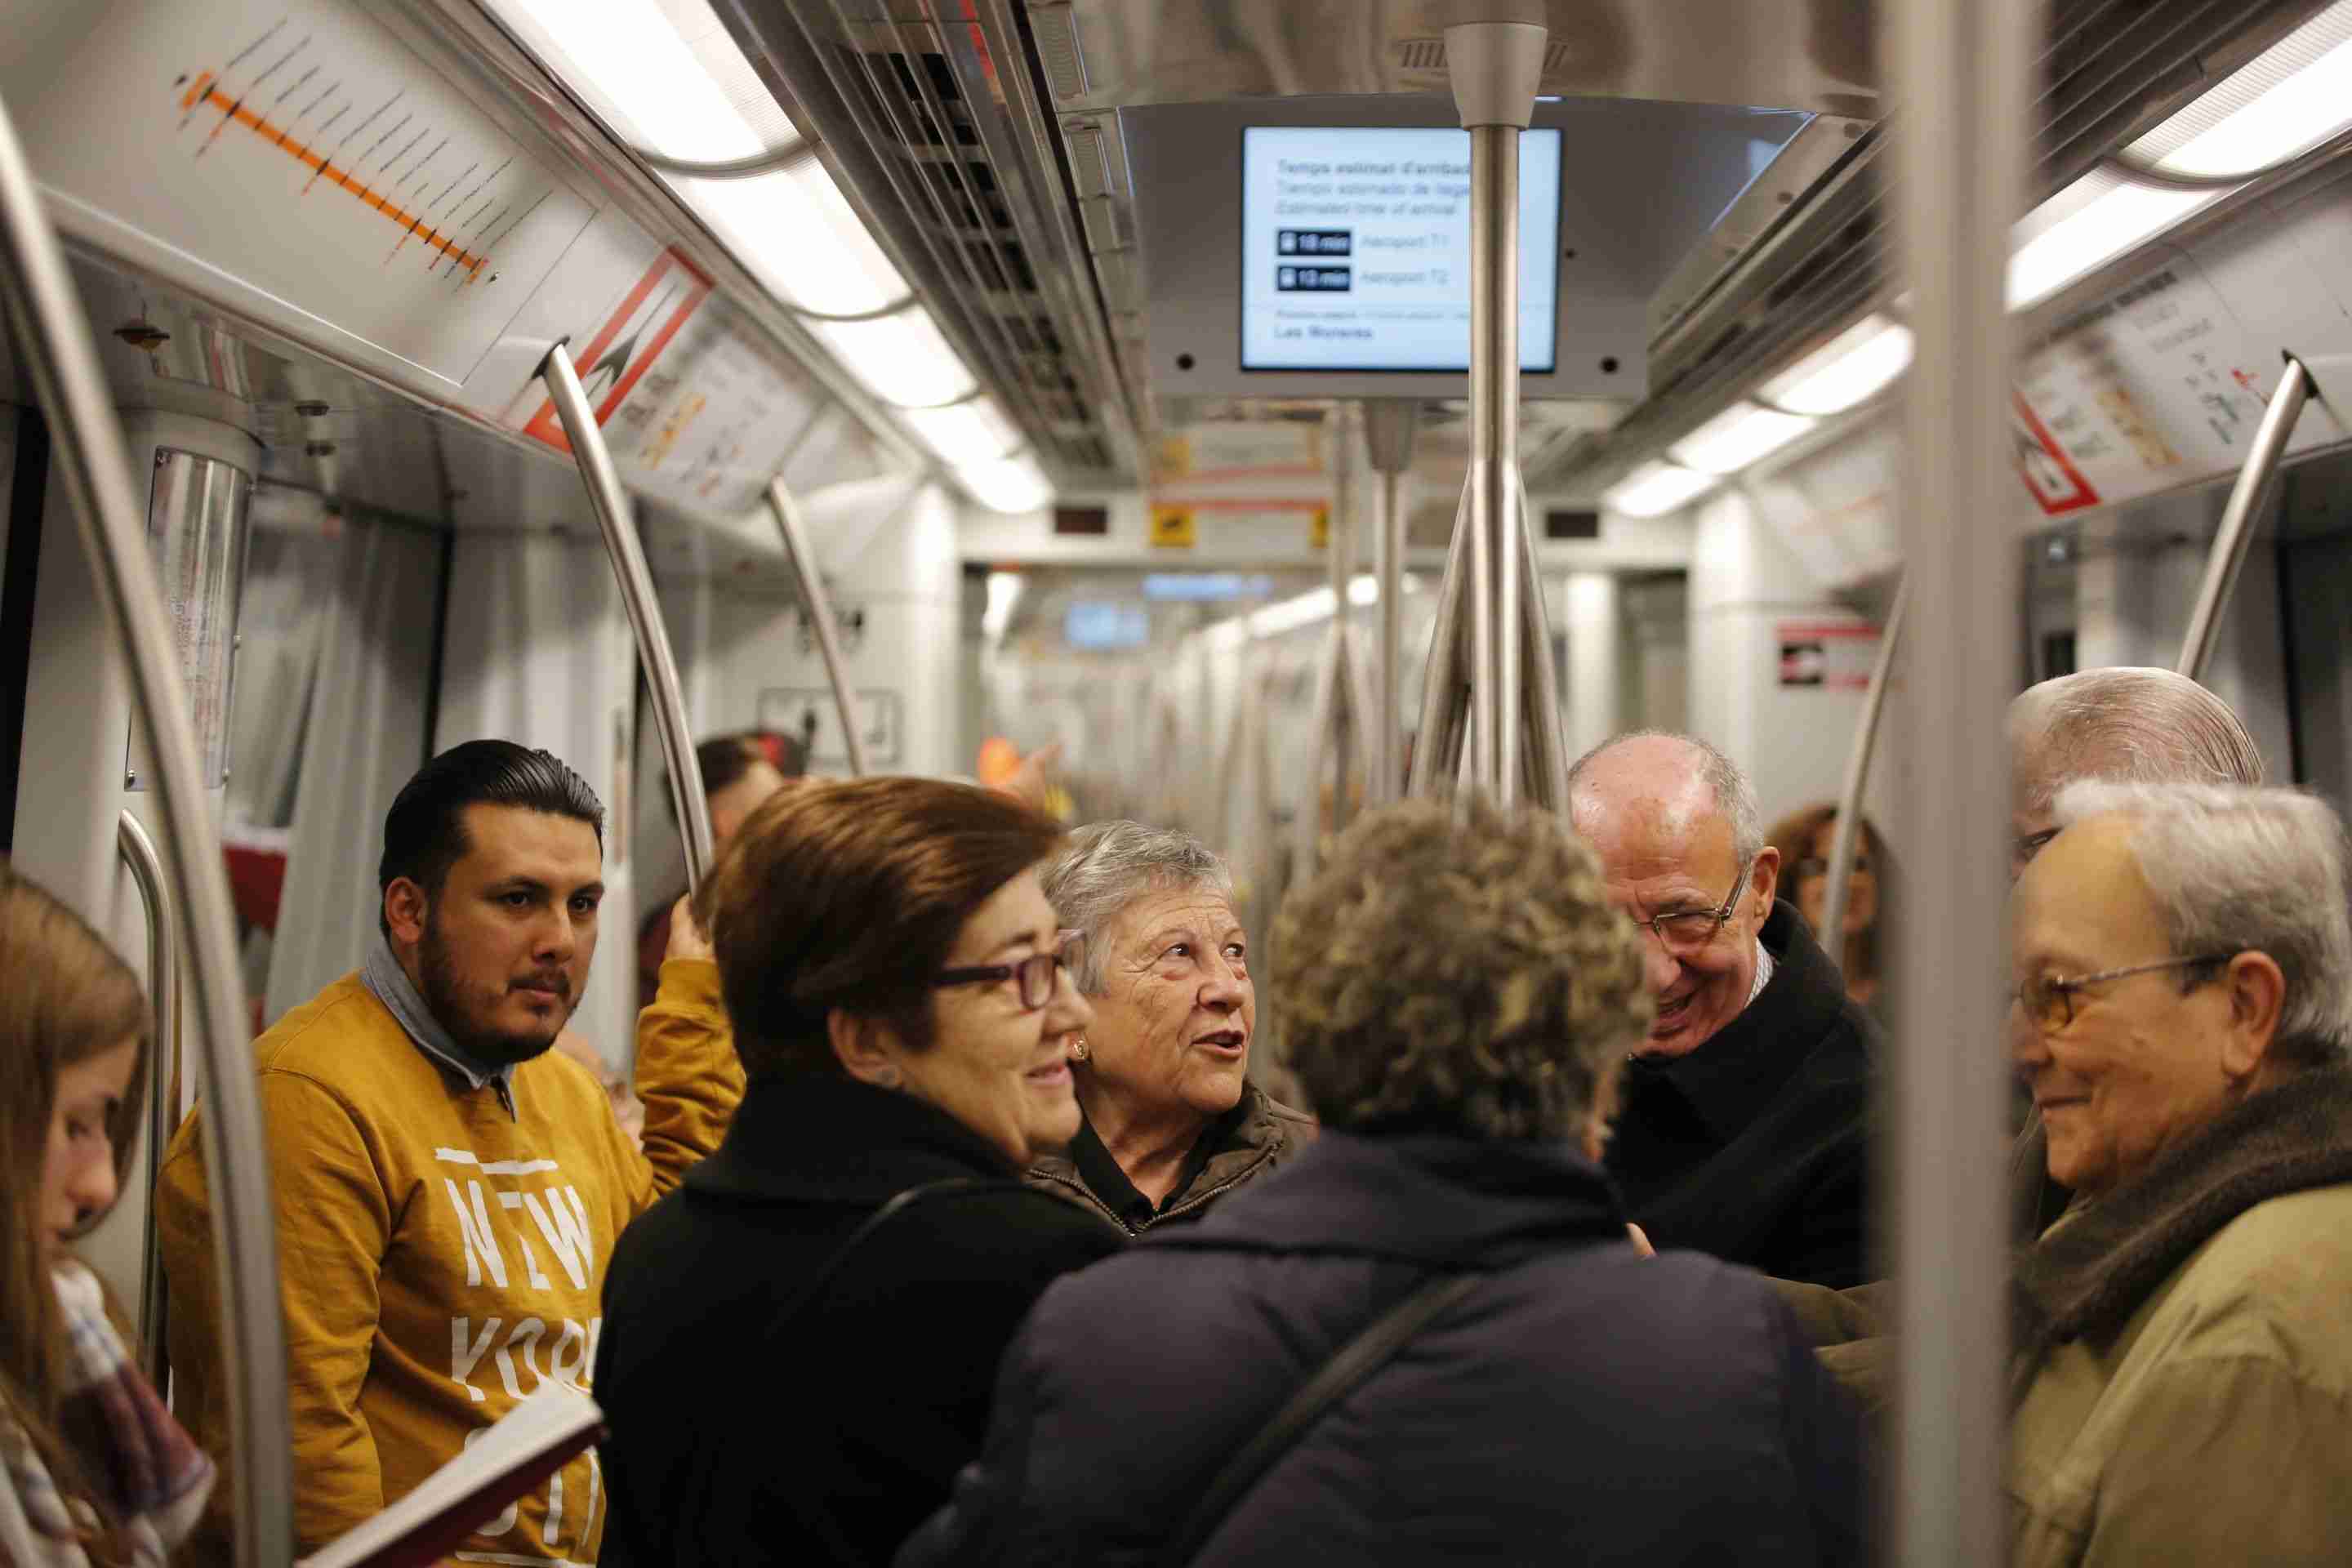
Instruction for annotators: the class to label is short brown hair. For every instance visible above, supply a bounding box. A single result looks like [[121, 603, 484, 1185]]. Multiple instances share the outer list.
[[696, 777, 1063, 1076], [1273, 797, 1650, 1140]]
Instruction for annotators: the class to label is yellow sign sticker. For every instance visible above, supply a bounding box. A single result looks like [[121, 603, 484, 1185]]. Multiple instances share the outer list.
[[1309, 504, 1330, 550], [1149, 506, 1196, 547]]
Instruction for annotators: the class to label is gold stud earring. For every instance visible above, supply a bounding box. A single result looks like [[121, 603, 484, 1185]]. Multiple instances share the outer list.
[[1069, 1036, 1089, 1062]]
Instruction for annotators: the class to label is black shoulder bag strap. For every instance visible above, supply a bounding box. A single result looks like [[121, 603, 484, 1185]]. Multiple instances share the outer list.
[[1162, 1270, 1486, 1568]]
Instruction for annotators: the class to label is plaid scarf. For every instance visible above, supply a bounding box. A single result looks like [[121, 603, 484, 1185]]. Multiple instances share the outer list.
[[0, 1263, 213, 1567]]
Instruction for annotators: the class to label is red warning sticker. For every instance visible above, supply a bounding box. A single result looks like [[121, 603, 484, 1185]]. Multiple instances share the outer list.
[[525, 249, 713, 452], [2011, 394, 2100, 516]]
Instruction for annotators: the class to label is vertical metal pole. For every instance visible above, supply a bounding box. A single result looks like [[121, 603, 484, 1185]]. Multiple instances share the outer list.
[[1377, 473, 1405, 803], [118, 811, 177, 1388], [0, 91, 293, 1568], [1365, 401, 1420, 805], [1475, 121, 1521, 804], [765, 476, 872, 778], [1449, 22, 1542, 801], [1294, 630, 1342, 878], [1820, 574, 1909, 950], [1515, 483, 1571, 810], [1407, 484, 1474, 798], [540, 345, 719, 889], [2176, 359, 2310, 682], [1887, 0, 2036, 1559]]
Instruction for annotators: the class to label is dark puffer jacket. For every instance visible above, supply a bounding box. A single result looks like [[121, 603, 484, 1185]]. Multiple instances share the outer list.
[[902, 1130, 1869, 1567]]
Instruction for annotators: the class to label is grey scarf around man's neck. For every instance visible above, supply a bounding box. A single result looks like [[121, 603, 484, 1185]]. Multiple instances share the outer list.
[[362, 929, 517, 1099]]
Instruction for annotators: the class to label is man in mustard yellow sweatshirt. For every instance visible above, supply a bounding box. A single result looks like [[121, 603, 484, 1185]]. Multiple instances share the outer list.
[[157, 740, 742, 1565]]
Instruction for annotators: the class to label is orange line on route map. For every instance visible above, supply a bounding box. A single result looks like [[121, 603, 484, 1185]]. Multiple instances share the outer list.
[[176, 78, 487, 278]]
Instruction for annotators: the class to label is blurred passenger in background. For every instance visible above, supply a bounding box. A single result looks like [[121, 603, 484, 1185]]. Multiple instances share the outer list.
[[1767, 804, 1886, 1016], [595, 778, 1118, 1566], [1567, 732, 1875, 1288], [2007, 782, 2352, 1565], [1029, 822, 1315, 1234], [0, 866, 214, 1568], [902, 800, 1865, 1568], [635, 731, 800, 1010]]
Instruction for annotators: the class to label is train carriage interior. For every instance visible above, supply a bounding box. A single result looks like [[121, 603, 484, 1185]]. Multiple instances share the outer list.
[[9, 0, 2352, 1561]]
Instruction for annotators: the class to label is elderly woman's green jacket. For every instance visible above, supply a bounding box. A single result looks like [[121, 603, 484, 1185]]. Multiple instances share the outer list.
[[2005, 1068, 2352, 1568]]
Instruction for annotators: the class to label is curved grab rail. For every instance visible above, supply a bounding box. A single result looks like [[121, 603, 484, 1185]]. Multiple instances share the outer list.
[[116, 810, 177, 1390], [2177, 358, 2311, 684], [0, 90, 293, 1568], [539, 343, 719, 889], [1819, 573, 1908, 952], [765, 475, 869, 777]]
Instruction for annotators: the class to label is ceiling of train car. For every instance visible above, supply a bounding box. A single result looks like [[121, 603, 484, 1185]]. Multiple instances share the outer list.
[[1539, 0, 2337, 497], [1032, 0, 1880, 116]]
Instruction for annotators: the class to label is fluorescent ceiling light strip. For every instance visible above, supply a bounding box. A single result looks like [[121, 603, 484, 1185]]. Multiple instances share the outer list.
[[1668, 403, 1817, 475], [1604, 462, 1717, 519], [687, 166, 911, 318], [1762, 316, 1913, 416], [902, 398, 1022, 468], [958, 452, 1052, 514], [812, 311, 979, 409], [2007, 13, 2352, 309], [501, 0, 764, 163]]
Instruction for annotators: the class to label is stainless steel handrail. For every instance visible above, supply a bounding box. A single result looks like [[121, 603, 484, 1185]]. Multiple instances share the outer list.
[[765, 475, 869, 777], [0, 90, 293, 1568], [2176, 358, 2312, 683], [1513, 482, 1571, 811], [1886, 0, 2034, 1557], [539, 343, 719, 889], [117, 809, 177, 1391], [1405, 484, 1472, 800], [1819, 573, 1909, 951], [1364, 402, 1419, 806]]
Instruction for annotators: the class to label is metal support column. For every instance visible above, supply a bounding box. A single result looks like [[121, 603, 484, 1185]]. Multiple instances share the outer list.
[[1405, 484, 1473, 800], [1886, 0, 2038, 1558], [2177, 357, 2311, 682], [0, 90, 293, 1568], [541, 345, 719, 888], [1365, 402, 1419, 804], [766, 475, 871, 777], [1296, 405, 1368, 876], [1448, 22, 1542, 800], [1820, 573, 1909, 948], [118, 810, 177, 1389]]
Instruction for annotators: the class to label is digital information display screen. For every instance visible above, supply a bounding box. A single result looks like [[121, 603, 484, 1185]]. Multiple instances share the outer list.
[[1240, 126, 1563, 374]]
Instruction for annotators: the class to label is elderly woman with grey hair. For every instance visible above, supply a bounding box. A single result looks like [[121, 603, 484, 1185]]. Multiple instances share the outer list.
[[2005, 780, 2352, 1566], [901, 798, 1867, 1567], [1027, 821, 1316, 1232]]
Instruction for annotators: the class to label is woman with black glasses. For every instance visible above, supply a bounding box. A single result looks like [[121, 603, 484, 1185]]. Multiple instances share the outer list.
[[593, 777, 1121, 1567]]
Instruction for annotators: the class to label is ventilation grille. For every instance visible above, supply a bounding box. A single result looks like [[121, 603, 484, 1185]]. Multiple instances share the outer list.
[[1548, 0, 2319, 492], [1392, 38, 1580, 78], [793, 4, 1129, 483]]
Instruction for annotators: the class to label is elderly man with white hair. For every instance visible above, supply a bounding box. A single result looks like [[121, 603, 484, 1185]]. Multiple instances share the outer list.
[[2006, 666, 2267, 1238], [1567, 731, 1876, 1288], [2007, 780, 2352, 1566]]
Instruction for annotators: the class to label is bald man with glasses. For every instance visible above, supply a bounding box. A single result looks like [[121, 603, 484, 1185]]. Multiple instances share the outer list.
[[1569, 731, 1878, 1290]]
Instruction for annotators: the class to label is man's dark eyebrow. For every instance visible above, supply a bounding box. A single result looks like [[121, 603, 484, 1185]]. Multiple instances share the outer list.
[[572, 881, 608, 902]]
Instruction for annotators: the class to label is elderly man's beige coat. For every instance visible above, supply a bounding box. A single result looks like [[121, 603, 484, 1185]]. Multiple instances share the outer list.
[[2005, 1071, 2352, 1567]]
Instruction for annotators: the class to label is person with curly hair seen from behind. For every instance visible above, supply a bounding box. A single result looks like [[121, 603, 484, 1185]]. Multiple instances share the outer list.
[[902, 799, 1867, 1567], [0, 866, 212, 1567]]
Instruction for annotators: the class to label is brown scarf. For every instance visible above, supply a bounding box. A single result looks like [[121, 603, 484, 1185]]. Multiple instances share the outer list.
[[2011, 1065, 2352, 1369]]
